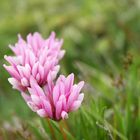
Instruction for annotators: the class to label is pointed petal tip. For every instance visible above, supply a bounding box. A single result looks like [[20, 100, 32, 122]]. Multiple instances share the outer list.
[[17, 33, 22, 39], [70, 73, 74, 78], [37, 109, 47, 117], [79, 81, 85, 88], [8, 77, 14, 83], [78, 93, 84, 102], [4, 55, 7, 59], [61, 111, 68, 120], [3, 64, 6, 68], [27, 101, 38, 112], [3, 65, 11, 71], [21, 92, 31, 102], [51, 31, 56, 36], [70, 100, 81, 111]]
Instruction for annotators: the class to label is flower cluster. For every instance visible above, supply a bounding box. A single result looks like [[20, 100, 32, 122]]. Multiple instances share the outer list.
[[4, 32, 84, 120]]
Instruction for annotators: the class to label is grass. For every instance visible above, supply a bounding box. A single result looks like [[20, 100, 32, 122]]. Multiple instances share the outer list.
[[0, 0, 140, 139]]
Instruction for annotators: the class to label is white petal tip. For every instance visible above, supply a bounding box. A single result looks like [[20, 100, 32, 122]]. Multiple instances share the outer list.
[[61, 111, 68, 120]]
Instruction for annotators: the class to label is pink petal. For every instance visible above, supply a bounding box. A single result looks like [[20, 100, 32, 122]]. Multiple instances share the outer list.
[[38, 63, 44, 82], [36, 73, 41, 83], [50, 65, 60, 80], [78, 93, 84, 102], [21, 77, 29, 87], [67, 85, 78, 109], [4, 55, 21, 66], [77, 81, 85, 93], [3, 65, 20, 80], [58, 50, 65, 60], [53, 65, 60, 74], [61, 111, 68, 120], [53, 85, 60, 105], [65, 73, 74, 92], [31, 94, 40, 105], [59, 95, 67, 110], [33, 84, 45, 97], [42, 100, 53, 118], [55, 100, 62, 120], [70, 100, 81, 111], [24, 64, 31, 78], [29, 51, 36, 67], [32, 62, 39, 77], [28, 87, 37, 95], [21, 92, 31, 102], [37, 109, 47, 117], [39, 47, 48, 65], [17, 65, 25, 78], [50, 71, 57, 81], [27, 101, 39, 112], [59, 81, 65, 95], [8, 78, 24, 91], [59, 94, 65, 101], [27, 33, 32, 45], [33, 32, 43, 49], [48, 32, 55, 48], [67, 81, 84, 109], [30, 76, 38, 88]]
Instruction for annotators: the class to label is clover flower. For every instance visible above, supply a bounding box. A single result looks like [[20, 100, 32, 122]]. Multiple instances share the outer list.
[[4, 32, 65, 91], [4, 32, 84, 121], [22, 74, 84, 120]]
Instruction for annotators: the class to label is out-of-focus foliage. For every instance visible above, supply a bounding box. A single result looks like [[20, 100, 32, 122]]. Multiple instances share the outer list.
[[0, 0, 140, 139]]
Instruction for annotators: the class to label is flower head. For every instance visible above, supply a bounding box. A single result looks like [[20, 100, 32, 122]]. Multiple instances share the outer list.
[[21, 74, 84, 120], [4, 32, 85, 121], [4, 32, 65, 91]]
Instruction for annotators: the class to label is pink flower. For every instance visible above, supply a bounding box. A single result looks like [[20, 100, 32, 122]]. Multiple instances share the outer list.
[[21, 74, 84, 120], [4, 32, 85, 121], [4, 32, 65, 91]]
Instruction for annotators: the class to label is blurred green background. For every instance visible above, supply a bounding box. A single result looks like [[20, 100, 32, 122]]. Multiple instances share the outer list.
[[0, 0, 140, 139]]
